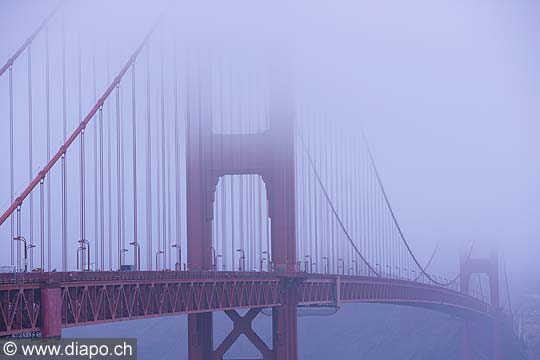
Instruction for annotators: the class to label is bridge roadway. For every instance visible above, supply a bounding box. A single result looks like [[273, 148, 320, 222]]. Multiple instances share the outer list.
[[0, 270, 493, 338]]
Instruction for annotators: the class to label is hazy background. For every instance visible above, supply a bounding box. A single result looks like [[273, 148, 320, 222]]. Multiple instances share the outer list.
[[2, 0, 538, 296]]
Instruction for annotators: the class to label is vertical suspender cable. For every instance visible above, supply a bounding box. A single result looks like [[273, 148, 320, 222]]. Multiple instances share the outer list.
[[91, 42, 98, 270], [347, 130, 353, 272], [157, 47, 163, 269], [257, 79, 263, 268], [39, 179, 44, 270], [314, 115, 319, 270], [9, 64, 14, 267], [99, 105, 104, 270], [61, 15, 67, 271], [354, 134, 361, 273], [229, 68, 236, 271], [91, 45, 98, 268], [299, 112, 305, 265], [78, 39, 86, 271], [174, 41, 181, 270], [323, 119, 330, 273], [339, 128, 346, 272], [161, 49, 167, 269], [131, 63, 138, 270], [45, 27, 51, 271], [120, 86, 126, 269], [219, 63, 226, 271], [16, 206, 21, 270], [106, 45, 113, 270], [330, 122, 336, 273], [146, 46, 153, 270], [185, 56, 191, 270], [306, 114, 313, 268], [80, 125, 85, 271], [116, 84, 122, 267], [238, 80, 244, 270], [166, 54, 172, 270], [28, 44, 34, 270]]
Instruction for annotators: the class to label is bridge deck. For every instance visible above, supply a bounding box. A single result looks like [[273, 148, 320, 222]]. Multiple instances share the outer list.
[[0, 271, 492, 337]]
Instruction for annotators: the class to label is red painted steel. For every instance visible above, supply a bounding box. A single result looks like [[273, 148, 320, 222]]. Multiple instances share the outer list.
[[0, 271, 498, 339], [460, 250, 500, 307], [213, 308, 273, 360], [185, 63, 297, 358], [41, 283, 61, 337]]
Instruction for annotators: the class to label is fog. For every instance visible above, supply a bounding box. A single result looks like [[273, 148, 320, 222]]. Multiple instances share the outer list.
[[0, 0, 539, 358]]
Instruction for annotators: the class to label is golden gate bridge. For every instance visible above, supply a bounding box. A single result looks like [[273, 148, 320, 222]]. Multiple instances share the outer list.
[[0, 2, 515, 359]]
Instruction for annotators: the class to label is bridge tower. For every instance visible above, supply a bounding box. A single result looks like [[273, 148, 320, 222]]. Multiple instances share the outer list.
[[459, 249, 501, 360], [185, 68, 297, 359]]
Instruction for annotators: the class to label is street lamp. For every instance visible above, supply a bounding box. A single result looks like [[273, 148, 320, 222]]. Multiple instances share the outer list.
[[386, 265, 392, 278], [129, 241, 140, 271], [352, 259, 358, 276], [403, 268, 409, 280], [322, 257, 329, 275], [172, 243, 181, 271], [120, 248, 129, 266], [78, 239, 90, 271], [304, 255, 312, 273], [156, 250, 164, 270], [236, 249, 245, 271], [261, 251, 268, 272], [14, 236, 34, 272], [211, 246, 217, 271], [217, 254, 224, 271], [337, 258, 345, 275]]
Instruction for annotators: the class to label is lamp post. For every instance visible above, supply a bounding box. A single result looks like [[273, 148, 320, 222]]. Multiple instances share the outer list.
[[261, 251, 268, 272], [352, 259, 358, 276], [211, 246, 217, 271], [403, 268, 409, 280], [304, 254, 312, 273], [120, 248, 129, 267], [129, 241, 140, 271], [77, 246, 84, 271], [375, 263, 381, 276], [217, 254, 223, 271], [156, 250, 164, 270], [78, 239, 90, 271], [14, 236, 34, 272], [172, 243, 181, 271], [337, 258, 344, 275], [322, 256, 329, 275], [236, 249, 245, 271], [386, 265, 392, 278], [396, 266, 401, 279]]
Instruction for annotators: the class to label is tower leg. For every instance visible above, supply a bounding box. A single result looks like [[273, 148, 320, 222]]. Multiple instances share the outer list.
[[41, 282, 61, 338], [188, 313, 213, 360], [272, 283, 298, 360]]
